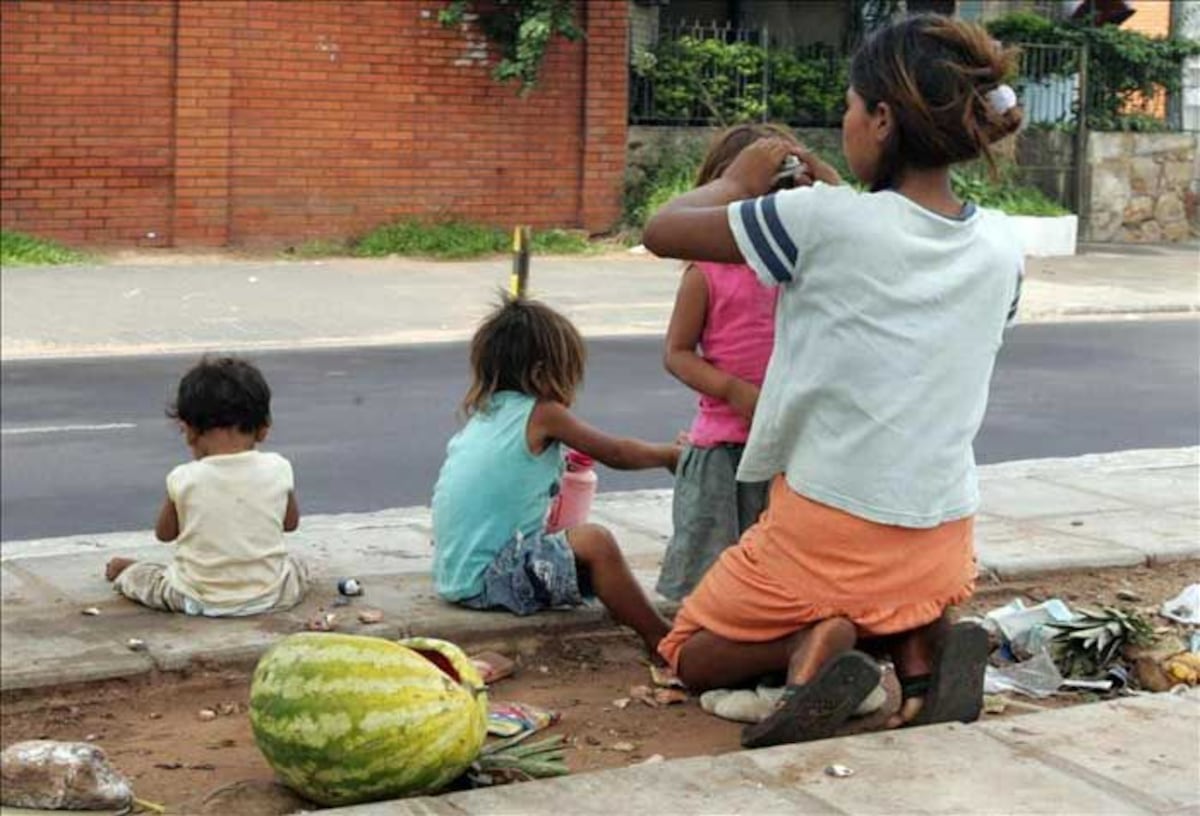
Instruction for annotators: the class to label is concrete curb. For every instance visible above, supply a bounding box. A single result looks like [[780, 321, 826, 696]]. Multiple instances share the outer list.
[[324, 691, 1200, 815], [1, 448, 1196, 693]]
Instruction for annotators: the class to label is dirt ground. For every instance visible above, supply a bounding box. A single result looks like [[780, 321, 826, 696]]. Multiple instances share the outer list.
[[2, 560, 1195, 814]]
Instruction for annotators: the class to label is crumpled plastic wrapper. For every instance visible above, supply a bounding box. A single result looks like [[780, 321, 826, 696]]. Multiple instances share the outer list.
[[0, 739, 133, 810]]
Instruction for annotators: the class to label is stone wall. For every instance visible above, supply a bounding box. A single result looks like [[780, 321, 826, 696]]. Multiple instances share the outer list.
[[1087, 132, 1200, 243]]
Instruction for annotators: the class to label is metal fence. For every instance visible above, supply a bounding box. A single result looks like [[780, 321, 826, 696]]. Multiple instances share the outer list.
[[628, 21, 847, 128]]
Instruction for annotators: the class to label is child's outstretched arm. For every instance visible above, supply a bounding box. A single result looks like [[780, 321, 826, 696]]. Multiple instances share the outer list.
[[664, 265, 759, 420], [283, 491, 300, 532], [530, 402, 679, 473], [644, 140, 837, 262], [154, 495, 179, 542]]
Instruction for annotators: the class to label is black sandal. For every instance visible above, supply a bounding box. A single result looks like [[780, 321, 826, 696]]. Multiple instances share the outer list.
[[903, 621, 988, 727], [740, 650, 881, 749]]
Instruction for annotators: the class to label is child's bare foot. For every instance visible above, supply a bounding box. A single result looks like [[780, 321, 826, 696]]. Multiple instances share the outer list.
[[105, 557, 136, 582]]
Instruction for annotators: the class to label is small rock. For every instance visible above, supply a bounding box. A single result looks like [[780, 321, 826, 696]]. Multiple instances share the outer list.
[[983, 694, 1007, 715], [1116, 589, 1141, 602], [216, 703, 237, 716], [0, 740, 133, 810], [357, 609, 384, 624], [538, 665, 550, 674], [197, 708, 218, 722], [81, 607, 101, 617], [629, 685, 658, 708], [126, 638, 146, 652], [1069, 520, 1084, 527], [612, 697, 631, 710], [584, 735, 602, 746], [83, 734, 99, 742], [825, 764, 854, 778], [148, 713, 162, 720], [337, 578, 362, 597], [610, 741, 636, 753]]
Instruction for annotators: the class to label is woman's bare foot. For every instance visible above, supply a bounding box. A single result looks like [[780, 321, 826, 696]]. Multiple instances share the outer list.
[[105, 557, 136, 582]]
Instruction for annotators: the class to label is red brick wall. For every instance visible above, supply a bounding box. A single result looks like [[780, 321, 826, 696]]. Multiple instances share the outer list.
[[1, 1, 175, 246], [1, 0, 629, 248]]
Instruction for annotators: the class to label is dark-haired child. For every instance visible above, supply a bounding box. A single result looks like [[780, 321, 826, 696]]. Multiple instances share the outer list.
[[432, 297, 679, 656], [644, 14, 1025, 746], [105, 356, 308, 616]]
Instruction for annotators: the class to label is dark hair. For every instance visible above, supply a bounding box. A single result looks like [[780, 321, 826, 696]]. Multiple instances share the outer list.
[[849, 14, 1022, 191], [462, 296, 586, 416], [168, 356, 272, 433], [695, 123, 798, 186]]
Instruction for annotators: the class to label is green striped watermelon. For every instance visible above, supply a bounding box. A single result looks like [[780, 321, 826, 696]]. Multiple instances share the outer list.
[[248, 633, 488, 806]]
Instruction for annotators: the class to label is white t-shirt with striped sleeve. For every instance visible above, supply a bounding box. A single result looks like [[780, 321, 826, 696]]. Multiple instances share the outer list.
[[728, 182, 1023, 527]]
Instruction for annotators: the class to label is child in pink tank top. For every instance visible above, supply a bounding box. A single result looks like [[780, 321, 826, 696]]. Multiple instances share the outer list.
[[656, 124, 794, 601]]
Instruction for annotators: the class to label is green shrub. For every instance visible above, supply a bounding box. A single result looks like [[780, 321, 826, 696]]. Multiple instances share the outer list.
[[353, 220, 593, 260], [987, 11, 1200, 132], [0, 230, 86, 266], [951, 165, 1071, 217], [633, 37, 847, 127]]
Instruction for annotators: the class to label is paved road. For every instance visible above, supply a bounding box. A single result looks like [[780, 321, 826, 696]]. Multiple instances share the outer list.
[[2, 319, 1197, 541]]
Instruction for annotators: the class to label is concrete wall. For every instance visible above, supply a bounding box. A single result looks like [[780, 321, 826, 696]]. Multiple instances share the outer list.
[[1, 0, 629, 248], [1086, 132, 1200, 242]]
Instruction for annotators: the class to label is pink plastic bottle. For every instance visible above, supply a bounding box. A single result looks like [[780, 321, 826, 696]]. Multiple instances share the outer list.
[[546, 449, 598, 533]]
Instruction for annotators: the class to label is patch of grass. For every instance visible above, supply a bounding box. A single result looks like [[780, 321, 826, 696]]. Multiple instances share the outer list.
[[1, 230, 86, 266], [353, 220, 595, 260]]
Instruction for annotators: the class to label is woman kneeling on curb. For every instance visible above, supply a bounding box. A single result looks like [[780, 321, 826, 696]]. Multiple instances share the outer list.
[[642, 14, 1024, 748]]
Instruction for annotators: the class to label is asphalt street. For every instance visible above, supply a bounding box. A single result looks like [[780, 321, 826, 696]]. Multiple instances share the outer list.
[[2, 319, 1197, 541]]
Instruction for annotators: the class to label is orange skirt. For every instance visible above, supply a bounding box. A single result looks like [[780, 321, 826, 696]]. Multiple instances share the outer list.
[[658, 476, 977, 673]]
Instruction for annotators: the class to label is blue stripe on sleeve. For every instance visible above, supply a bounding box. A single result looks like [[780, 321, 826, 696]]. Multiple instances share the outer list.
[[760, 193, 798, 266], [737, 199, 792, 283]]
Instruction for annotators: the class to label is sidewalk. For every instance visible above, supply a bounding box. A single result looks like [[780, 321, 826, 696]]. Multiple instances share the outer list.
[[1, 447, 1196, 693], [2, 244, 1197, 361], [332, 689, 1199, 816]]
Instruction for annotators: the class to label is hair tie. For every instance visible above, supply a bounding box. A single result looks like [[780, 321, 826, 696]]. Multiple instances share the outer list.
[[986, 84, 1018, 115]]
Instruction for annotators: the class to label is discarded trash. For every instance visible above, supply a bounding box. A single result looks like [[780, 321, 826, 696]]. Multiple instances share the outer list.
[[81, 607, 101, 617], [216, 702, 237, 716], [824, 764, 854, 778], [982, 694, 1008, 715], [1045, 606, 1154, 677], [654, 688, 688, 706], [487, 702, 559, 738], [337, 578, 363, 597], [983, 598, 1076, 659], [1160, 584, 1200, 625], [1060, 678, 1112, 691], [609, 741, 636, 753], [0, 740, 133, 810], [306, 612, 337, 632], [357, 609, 384, 624], [126, 638, 147, 652], [1116, 589, 1141, 602], [612, 697, 631, 710], [984, 648, 1064, 698], [629, 685, 657, 707], [470, 651, 515, 684], [649, 663, 685, 689], [1163, 651, 1200, 685], [197, 708, 218, 722]]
